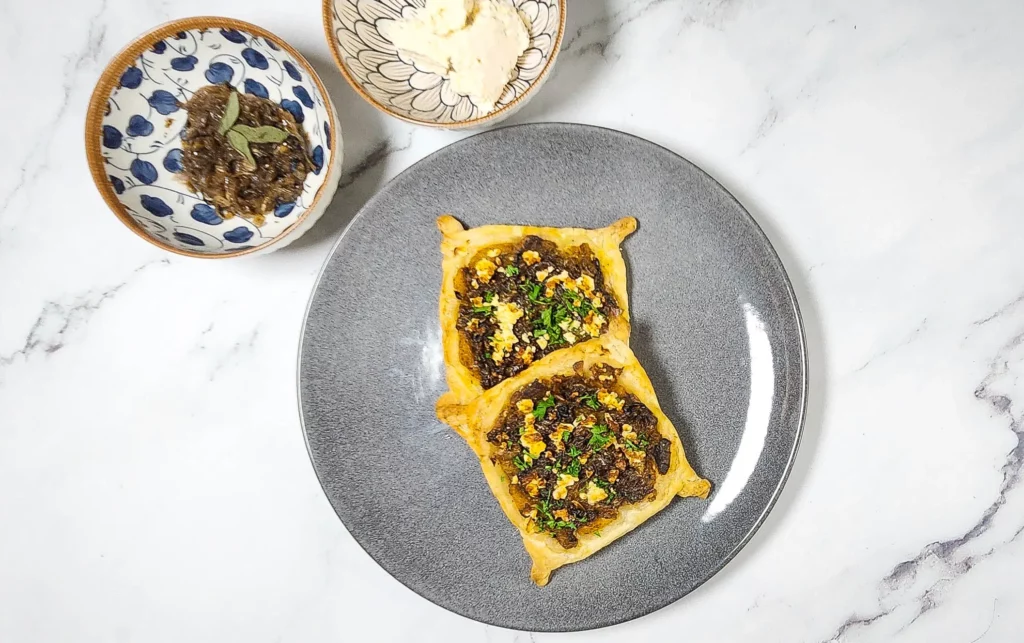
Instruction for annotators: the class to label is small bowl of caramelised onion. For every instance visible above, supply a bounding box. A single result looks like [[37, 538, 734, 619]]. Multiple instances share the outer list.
[[86, 17, 343, 257]]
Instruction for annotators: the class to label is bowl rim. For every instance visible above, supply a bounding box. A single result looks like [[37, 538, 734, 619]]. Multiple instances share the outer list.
[[321, 0, 567, 129], [84, 16, 341, 259]]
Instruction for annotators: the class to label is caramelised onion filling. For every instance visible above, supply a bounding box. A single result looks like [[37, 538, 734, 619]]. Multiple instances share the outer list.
[[457, 236, 620, 388], [486, 363, 671, 548]]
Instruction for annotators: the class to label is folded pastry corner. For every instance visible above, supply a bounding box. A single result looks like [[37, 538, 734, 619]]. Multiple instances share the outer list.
[[436, 215, 637, 408], [438, 335, 710, 586]]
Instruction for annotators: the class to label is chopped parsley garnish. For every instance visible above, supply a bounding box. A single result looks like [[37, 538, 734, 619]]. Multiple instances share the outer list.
[[520, 281, 550, 305], [593, 478, 611, 489], [594, 530, 602, 537], [565, 458, 581, 477], [553, 305, 570, 326], [623, 438, 643, 452], [578, 393, 601, 410], [511, 269, 602, 354], [561, 430, 572, 442], [567, 445, 582, 458], [561, 288, 594, 316], [535, 500, 551, 522], [505, 265, 519, 276], [594, 478, 617, 498], [471, 292, 497, 314], [532, 393, 555, 419], [533, 305, 569, 345], [538, 307, 553, 328], [588, 424, 612, 450], [513, 455, 531, 471], [535, 500, 579, 532]]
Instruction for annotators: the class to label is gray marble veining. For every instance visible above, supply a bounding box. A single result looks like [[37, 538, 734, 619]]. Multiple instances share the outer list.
[[2, 0, 1024, 641]]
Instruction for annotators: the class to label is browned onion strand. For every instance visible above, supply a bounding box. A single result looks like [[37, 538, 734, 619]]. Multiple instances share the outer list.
[[179, 84, 312, 227]]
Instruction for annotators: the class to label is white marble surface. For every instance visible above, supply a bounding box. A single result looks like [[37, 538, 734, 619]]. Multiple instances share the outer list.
[[2, 0, 1023, 641]]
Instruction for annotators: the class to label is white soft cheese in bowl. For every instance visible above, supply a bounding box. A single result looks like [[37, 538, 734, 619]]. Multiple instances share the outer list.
[[382, 0, 530, 114]]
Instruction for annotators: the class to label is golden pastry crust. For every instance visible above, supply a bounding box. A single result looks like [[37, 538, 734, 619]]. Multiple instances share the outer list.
[[435, 215, 637, 412], [437, 335, 710, 586]]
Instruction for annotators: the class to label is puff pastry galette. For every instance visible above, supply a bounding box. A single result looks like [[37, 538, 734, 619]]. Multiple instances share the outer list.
[[435, 215, 636, 409], [437, 335, 710, 586]]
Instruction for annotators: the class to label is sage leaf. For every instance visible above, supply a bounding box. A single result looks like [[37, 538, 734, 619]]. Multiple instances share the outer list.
[[218, 91, 240, 135], [226, 129, 255, 168], [231, 124, 290, 144]]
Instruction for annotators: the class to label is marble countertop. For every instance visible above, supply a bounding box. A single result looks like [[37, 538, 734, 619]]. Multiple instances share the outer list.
[[3, 0, 1023, 641]]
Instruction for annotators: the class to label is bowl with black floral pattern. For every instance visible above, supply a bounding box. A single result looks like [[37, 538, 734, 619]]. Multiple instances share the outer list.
[[323, 0, 565, 128], [86, 17, 342, 258]]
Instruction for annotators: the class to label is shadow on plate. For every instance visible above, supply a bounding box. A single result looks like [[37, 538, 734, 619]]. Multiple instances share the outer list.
[[630, 318, 709, 478], [279, 52, 393, 255]]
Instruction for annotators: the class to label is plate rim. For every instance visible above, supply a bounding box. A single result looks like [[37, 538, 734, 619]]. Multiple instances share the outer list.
[[296, 122, 808, 632]]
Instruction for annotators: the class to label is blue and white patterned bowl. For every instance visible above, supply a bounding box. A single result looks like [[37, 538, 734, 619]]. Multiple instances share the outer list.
[[86, 18, 343, 257]]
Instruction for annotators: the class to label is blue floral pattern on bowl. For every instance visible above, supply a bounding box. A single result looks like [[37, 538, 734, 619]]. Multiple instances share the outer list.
[[92, 22, 341, 256]]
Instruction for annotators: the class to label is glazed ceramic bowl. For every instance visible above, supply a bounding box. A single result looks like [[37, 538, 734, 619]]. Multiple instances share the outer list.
[[86, 17, 343, 258], [323, 0, 565, 128]]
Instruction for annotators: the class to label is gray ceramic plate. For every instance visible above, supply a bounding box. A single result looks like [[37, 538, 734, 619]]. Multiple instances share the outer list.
[[298, 123, 806, 631]]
